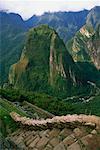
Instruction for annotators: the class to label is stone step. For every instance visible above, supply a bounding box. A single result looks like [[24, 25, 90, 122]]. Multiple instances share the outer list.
[[49, 137, 60, 147], [6, 125, 100, 150], [67, 141, 81, 150], [59, 128, 72, 140], [53, 142, 66, 150], [28, 135, 40, 148], [49, 128, 60, 139], [11, 129, 22, 136], [25, 135, 37, 146], [63, 134, 76, 148], [36, 136, 49, 149], [39, 129, 50, 138], [24, 130, 36, 142]]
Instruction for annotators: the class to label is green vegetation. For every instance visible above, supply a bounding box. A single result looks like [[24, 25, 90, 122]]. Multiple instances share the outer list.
[[0, 106, 18, 137], [0, 98, 26, 116], [75, 95, 100, 116], [0, 95, 27, 137], [0, 88, 100, 116]]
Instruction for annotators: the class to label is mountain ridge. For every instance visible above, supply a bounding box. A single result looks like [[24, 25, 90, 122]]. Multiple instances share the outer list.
[[0, 6, 100, 87]]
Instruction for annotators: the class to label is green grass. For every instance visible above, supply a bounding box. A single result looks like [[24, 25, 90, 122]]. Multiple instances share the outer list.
[[0, 98, 27, 137], [0, 105, 18, 137], [0, 98, 26, 116]]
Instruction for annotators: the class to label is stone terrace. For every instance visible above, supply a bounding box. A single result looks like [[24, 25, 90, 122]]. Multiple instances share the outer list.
[[3, 112, 100, 150]]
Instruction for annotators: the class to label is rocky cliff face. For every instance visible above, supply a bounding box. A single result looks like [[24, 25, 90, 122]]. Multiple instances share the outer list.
[[9, 25, 82, 95], [67, 25, 93, 62], [66, 24, 100, 86], [67, 24, 100, 70], [66, 6, 100, 70], [87, 25, 100, 70]]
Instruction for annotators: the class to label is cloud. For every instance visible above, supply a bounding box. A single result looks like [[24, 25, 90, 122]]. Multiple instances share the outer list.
[[0, 0, 100, 19]]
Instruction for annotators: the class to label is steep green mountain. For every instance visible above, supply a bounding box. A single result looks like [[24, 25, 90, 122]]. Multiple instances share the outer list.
[[0, 12, 26, 85], [8, 25, 85, 97]]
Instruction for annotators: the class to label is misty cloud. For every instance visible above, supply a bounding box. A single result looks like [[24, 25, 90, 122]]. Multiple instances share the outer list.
[[0, 0, 100, 19]]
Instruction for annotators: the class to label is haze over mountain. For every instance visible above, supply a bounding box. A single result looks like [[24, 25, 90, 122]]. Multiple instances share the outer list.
[[1, 0, 99, 19], [0, 6, 100, 94]]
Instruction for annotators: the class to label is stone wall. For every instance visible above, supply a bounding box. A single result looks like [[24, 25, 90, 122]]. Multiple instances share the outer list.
[[10, 112, 100, 129]]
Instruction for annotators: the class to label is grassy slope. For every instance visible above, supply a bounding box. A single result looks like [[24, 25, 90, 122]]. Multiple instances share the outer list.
[[0, 98, 27, 137]]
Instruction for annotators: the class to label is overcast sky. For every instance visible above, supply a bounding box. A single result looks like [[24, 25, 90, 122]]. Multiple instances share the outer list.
[[0, 0, 100, 19]]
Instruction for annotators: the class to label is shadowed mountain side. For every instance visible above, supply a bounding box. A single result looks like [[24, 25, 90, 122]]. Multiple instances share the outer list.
[[0, 12, 26, 85]]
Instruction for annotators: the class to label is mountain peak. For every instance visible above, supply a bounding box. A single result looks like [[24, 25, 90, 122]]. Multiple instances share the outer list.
[[9, 25, 81, 97]]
